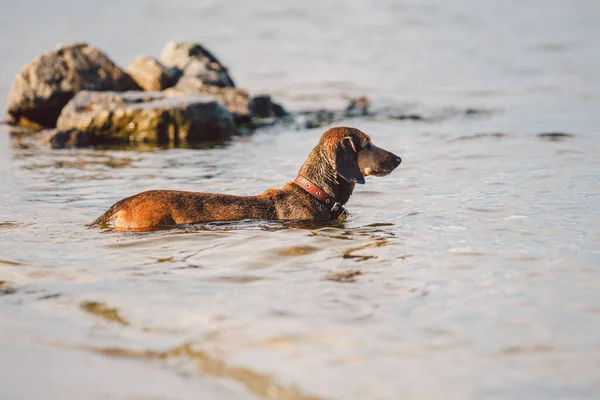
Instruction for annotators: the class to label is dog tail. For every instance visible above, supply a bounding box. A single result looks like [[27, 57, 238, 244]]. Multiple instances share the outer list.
[[87, 203, 119, 227]]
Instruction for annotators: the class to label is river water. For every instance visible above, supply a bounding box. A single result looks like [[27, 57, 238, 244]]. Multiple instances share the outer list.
[[1, 1, 600, 399]]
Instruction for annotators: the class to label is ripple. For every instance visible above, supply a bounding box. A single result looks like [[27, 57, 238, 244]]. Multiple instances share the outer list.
[[0, 221, 25, 229], [80, 301, 129, 326], [538, 132, 575, 142], [464, 207, 500, 213], [451, 132, 509, 141], [37, 293, 62, 300], [366, 222, 395, 227], [88, 342, 323, 400], [0, 258, 25, 266], [209, 275, 267, 284], [325, 270, 364, 283], [276, 245, 320, 257], [500, 345, 557, 355]]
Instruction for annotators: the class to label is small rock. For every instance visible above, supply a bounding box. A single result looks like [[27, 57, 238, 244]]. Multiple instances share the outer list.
[[40, 128, 90, 149], [6, 42, 140, 128], [345, 96, 371, 116], [56, 91, 235, 144], [161, 41, 235, 88], [126, 57, 181, 91], [249, 95, 288, 119], [298, 110, 336, 129]]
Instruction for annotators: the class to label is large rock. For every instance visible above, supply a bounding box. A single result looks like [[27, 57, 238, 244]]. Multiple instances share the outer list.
[[160, 41, 235, 88], [126, 57, 181, 91], [56, 91, 235, 144], [6, 43, 140, 128]]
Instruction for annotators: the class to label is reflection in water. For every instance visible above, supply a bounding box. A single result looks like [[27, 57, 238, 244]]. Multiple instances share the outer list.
[[89, 343, 323, 400]]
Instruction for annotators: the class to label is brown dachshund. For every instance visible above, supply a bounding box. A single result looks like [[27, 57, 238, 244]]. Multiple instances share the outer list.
[[91, 126, 401, 230]]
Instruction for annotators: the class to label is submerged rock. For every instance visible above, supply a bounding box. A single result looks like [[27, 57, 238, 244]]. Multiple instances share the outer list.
[[161, 41, 235, 88], [126, 57, 181, 91], [6, 43, 140, 128], [56, 91, 235, 144]]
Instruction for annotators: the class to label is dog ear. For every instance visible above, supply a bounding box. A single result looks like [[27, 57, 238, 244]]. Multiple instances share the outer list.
[[335, 137, 365, 184]]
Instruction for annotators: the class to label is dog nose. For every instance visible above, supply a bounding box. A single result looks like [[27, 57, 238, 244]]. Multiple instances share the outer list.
[[394, 156, 402, 166]]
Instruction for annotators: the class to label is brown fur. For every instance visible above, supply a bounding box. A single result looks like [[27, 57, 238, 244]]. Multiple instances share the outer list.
[[90, 127, 401, 230]]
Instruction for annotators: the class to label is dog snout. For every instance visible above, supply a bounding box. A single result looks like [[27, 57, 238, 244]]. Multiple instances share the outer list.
[[357, 143, 402, 177], [383, 151, 401, 171]]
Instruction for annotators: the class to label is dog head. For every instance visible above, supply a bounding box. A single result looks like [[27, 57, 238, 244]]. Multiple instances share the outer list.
[[322, 127, 402, 184]]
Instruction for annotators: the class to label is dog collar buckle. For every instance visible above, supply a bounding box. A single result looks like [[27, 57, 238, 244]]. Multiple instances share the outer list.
[[330, 202, 346, 220]]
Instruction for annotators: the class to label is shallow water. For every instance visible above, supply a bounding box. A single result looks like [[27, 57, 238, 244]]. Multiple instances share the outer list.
[[1, 1, 600, 399]]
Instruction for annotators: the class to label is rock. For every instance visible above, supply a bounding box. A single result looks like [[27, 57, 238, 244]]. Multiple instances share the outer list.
[[56, 91, 235, 144], [297, 110, 336, 129], [165, 75, 251, 124], [126, 57, 181, 91], [345, 96, 371, 117], [160, 42, 286, 125], [166, 77, 287, 125], [40, 128, 90, 149], [249, 95, 287, 119], [6, 42, 140, 128], [160, 41, 235, 88]]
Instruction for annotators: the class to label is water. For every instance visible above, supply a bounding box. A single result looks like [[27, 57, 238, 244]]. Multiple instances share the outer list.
[[1, 1, 600, 399]]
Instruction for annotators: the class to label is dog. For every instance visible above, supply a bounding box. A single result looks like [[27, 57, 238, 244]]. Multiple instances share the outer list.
[[90, 126, 401, 230]]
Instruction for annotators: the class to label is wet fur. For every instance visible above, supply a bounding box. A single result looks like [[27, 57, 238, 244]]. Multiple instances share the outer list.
[[91, 127, 401, 230]]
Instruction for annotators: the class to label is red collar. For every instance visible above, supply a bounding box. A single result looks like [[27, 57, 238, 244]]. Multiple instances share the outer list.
[[293, 175, 346, 220]]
